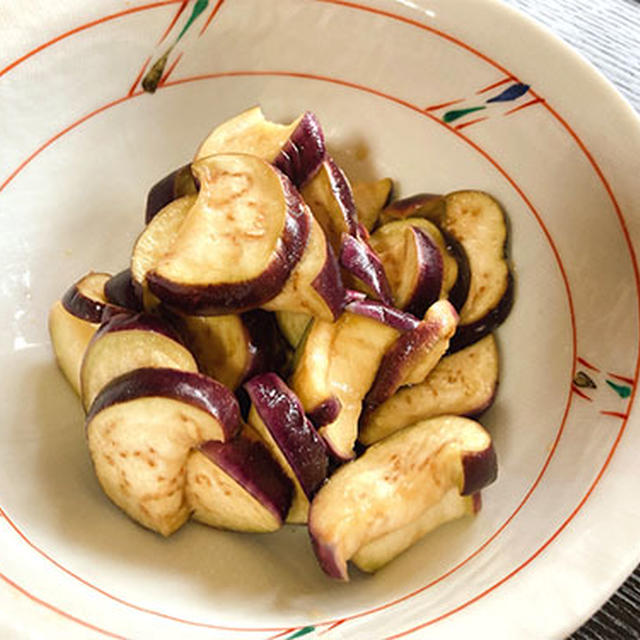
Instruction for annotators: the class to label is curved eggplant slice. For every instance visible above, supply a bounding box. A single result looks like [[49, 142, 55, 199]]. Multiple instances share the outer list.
[[442, 228, 471, 313], [131, 195, 197, 309], [308, 415, 496, 580], [186, 438, 293, 532], [351, 177, 393, 232], [359, 335, 499, 445], [80, 312, 198, 411], [441, 191, 511, 327], [370, 217, 459, 316], [195, 106, 325, 188], [300, 157, 358, 255], [244, 373, 329, 524], [86, 367, 242, 536], [352, 488, 476, 573], [147, 154, 311, 315], [62, 272, 115, 323], [378, 193, 445, 226], [104, 269, 143, 312], [362, 300, 458, 422], [49, 300, 101, 395], [145, 163, 197, 224], [275, 310, 313, 349], [291, 309, 403, 460], [263, 214, 345, 322]]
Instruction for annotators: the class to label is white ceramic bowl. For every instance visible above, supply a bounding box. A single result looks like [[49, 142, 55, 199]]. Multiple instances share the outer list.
[[2, 1, 640, 638]]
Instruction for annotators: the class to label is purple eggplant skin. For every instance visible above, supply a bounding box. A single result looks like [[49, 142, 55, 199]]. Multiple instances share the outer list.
[[198, 438, 294, 523], [402, 227, 444, 318], [104, 269, 143, 312], [461, 444, 498, 495], [311, 241, 346, 322], [273, 111, 326, 188], [448, 272, 514, 353], [86, 367, 242, 441], [145, 163, 197, 224], [146, 170, 311, 315], [62, 277, 111, 324], [339, 233, 393, 305], [324, 156, 359, 236], [241, 310, 289, 382], [344, 298, 420, 333], [307, 396, 342, 429], [442, 229, 471, 314], [379, 193, 446, 226], [93, 310, 184, 344], [244, 373, 329, 500]]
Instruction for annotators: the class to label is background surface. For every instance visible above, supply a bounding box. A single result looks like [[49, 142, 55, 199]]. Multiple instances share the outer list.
[[503, 1, 640, 638]]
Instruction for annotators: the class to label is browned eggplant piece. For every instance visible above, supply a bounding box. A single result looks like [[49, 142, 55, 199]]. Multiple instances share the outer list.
[[194, 106, 325, 188], [351, 177, 393, 232], [186, 437, 293, 532], [86, 367, 242, 536], [80, 311, 198, 411], [359, 335, 499, 445], [244, 373, 329, 524], [308, 415, 497, 580]]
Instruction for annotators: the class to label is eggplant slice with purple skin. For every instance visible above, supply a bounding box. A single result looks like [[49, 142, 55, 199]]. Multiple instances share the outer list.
[[186, 436, 294, 532], [291, 301, 420, 461], [308, 414, 497, 580], [359, 334, 499, 445], [80, 311, 198, 411], [244, 373, 329, 524], [147, 154, 311, 315], [194, 106, 326, 188], [86, 367, 242, 536]]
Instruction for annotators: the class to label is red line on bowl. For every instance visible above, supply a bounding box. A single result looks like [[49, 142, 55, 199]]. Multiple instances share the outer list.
[[1, 1, 637, 634], [157, 0, 189, 44], [198, 0, 227, 36], [476, 76, 514, 94], [0, 1, 182, 81], [454, 116, 488, 130], [128, 55, 151, 97], [607, 372, 635, 386], [503, 97, 543, 116], [571, 385, 593, 402], [0, 69, 577, 633], [578, 356, 600, 372]]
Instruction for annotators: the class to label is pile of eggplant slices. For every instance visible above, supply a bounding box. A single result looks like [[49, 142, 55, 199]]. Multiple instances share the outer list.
[[49, 107, 513, 580]]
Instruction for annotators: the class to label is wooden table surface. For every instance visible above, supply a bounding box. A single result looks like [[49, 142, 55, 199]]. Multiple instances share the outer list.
[[501, 1, 640, 638]]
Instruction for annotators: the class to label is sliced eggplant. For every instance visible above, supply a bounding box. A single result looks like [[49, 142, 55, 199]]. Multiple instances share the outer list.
[[86, 367, 242, 536], [351, 488, 477, 573], [351, 177, 393, 232], [147, 154, 311, 314], [359, 335, 499, 445], [362, 299, 458, 422], [343, 297, 420, 332], [62, 271, 117, 323], [300, 157, 358, 255], [80, 312, 198, 411], [103, 269, 143, 312], [308, 415, 497, 580], [195, 106, 325, 188], [186, 437, 293, 532], [378, 193, 445, 226], [49, 300, 101, 395], [145, 163, 197, 224], [167, 309, 285, 390], [369, 217, 459, 316], [275, 310, 313, 349], [244, 373, 329, 524], [290, 308, 403, 460], [262, 214, 345, 321], [339, 231, 393, 305], [131, 195, 197, 311]]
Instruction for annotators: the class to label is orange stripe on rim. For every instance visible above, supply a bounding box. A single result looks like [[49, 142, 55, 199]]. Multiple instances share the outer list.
[[0, 1, 182, 80], [0, 69, 578, 632]]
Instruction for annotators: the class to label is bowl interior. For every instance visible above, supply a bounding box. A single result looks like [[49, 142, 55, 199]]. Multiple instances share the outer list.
[[1, 0, 639, 637]]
